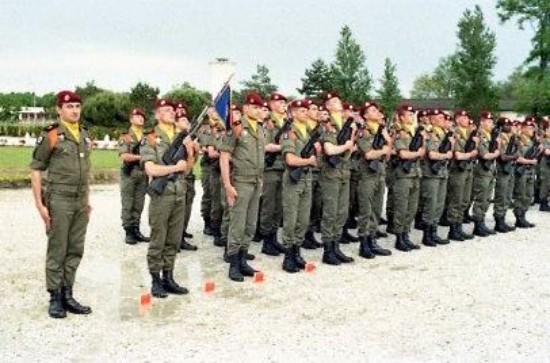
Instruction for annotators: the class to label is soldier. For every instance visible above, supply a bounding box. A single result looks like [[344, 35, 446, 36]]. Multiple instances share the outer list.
[[259, 92, 289, 256], [319, 91, 355, 265], [415, 109, 431, 230], [280, 100, 318, 272], [392, 104, 425, 251], [447, 110, 477, 241], [471, 112, 500, 237], [513, 117, 540, 227], [204, 118, 225, 247], [539, 120, 550, 212], [420, 109, 453, 246], [220, 92, 266, 282], [30, 90, 92, 318], [342, 103, 360, 243], [119, 108, 150, 245], [141, 99, 192, 298], [355, 101, 392, 258], [302, 100, 323, 249], [198, 107, 217, 236], [175, 103, 199, 251]]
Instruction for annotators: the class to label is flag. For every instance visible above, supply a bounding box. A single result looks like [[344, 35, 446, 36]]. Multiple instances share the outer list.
[[213, 83, 231, 129]]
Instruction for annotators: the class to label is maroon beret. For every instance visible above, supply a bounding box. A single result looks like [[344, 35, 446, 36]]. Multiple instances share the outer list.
[[524, 115, 536, 124], [398, 103, 415, 114], [497, 117, 512, 126], [360, 101, 379, 116], [231, 104, 242, 112], [244, 92, 264, 106], [454, 109, 470, 119], [155, 99, 175, 109], [512, 119, 521, 127], [289, 99, 309, 109], [417, 109, 429, 118], [342, 103, 355, 111], [430, 108, 444, 117], [480, 111, 494, 120], [444, 113, 452, 121], [269, 92, 287, 102], [323, 91, 340, 102], [523, 117, 537, 127], [130, 108, 145, 118], [56, 90, 81, 106]]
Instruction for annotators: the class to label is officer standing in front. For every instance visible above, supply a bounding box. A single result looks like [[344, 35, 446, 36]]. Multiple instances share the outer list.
[[30, 90, 92, 318]]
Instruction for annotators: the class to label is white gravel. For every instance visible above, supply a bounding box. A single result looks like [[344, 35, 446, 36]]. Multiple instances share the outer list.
[[0, 184, 549, 363]]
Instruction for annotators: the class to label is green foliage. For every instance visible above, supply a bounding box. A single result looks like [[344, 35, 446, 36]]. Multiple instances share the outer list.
[[129, 82, 159, 119], [163, 82, 211, 121], [81, 91, 132, 128], [75, 81, 104, 101], [238, 64, 278, 99], [297, 59, 333, 98], [376, 58, 402, 115], [410, 56, 458, 99], [452, 5, 499, 118], [330, 25, 373, 104]]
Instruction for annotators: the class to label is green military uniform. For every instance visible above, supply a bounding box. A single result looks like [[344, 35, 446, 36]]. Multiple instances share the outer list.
[[182, 172, 195, 235], [539, 136, 550, 211], [118, 129, 148, 237], [493, 131, 518, 230], [512, 134, 537, 224], [471, 128, 497, 227], [206, 131, 223, 238], [30, 122, 91, 292], [198, 127, 213, 232], [385, 122, 402, 232], [140, 126, 187, 274], [220, 117, 265, 256]]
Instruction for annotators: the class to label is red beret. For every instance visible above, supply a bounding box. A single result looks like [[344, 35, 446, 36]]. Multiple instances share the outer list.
[[454, 109, 470, 119], [398, 103, 415, 114], [417, 109, 429, 118], [523, 117, 537, 127], [289, 99, 309, 109], [244, 92, 264, 106], [429, 108, 444, 117], [512, 119, 521, 127], [231, 104, 242, 112], [480, 111, 494, 120], [497, 117, 512, 126], [318, 105, 327, 112], [130, 108, 145, 118], [360, 101, 379, 116], [342, 103, 355, 111], [155, 99, 175, 109], [524, 115, 536, 124], [323, 91, 340, 102], [56, 90, 81, 106], [269, 92, 287, 102], [444, 113, 452, 121]]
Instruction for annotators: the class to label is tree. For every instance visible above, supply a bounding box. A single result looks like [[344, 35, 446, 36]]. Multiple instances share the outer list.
[[297, 59, 333, 98], [452, 5, 499, 119], [129, 82, 159, 118], [239, 64, 278, 99], [410, 56, 458, 99], [497, 0, 550, 116], [81, 91, 132, 128], [163, 82, 211, 120], [330, 25, 373, 104], [75, 81, 104, 101], [410, 74, 438, 99], [496, 67, 526, 99], [376, 58, 402, 115]]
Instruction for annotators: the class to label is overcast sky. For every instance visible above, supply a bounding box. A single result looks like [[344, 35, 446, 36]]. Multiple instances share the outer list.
[[0, 0, 533, 97]]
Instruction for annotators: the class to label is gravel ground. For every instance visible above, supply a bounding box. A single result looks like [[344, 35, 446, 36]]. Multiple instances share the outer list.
[[0, 184, 549, 363]]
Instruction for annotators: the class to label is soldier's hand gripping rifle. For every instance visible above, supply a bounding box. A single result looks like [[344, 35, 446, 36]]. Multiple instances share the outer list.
[[480, 126, 501, 171], [456, 129, 478, 171], [121, 142, 141, 176], [326, 117, 354, 168], [264, 118, 293, 167], [515, 136, 541, 176], [288, 125, 323, 183], [368, 124, 386, 172], [400, 126, 424, 173], [499, 134, 518, 175], [148, 107, 207, 195], [429, 131, 453, 174]]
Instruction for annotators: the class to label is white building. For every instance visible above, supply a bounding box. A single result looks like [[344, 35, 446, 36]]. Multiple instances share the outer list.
[[208, 58, 236, 99], [19, 107, 46, 122]]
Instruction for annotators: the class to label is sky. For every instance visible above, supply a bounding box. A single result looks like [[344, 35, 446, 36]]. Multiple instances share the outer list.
[[0, 0, 533, 98]]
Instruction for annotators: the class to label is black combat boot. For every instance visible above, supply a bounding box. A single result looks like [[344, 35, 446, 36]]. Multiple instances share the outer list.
[[133, 226, 150, 242], [473, 220, 490, 237], [422, 225, 437, 247], [431, 225, 449, 245], [514, 210, 531, 228], [395, 233, 411, 252], [358, 235, 375, 259], [403, 232, 420, 250], [540, 198, 550, 212], [522, 211, 535, 228], [494, 216, 510, 233], [414, 212, 424, 230], [228, 253, 244, 282], [124, 227, 138, 245], [203, 218, 214, 236], [341, 227, 359, 243], [61, 286, 92, 314], [322, 241, 342, 265], [218, 235, 228, 247], [162, 270, 189, 295], [448, 224, 465, 241], [333, 240, 354, 263], [261, 233, 281, 256], [271, 231, 287, 253], [458, 224, 474, 240], [463, 209, 474, 224], [150, 272, 168, 298], [183, 230, 193, 239], [302, 230, 322, 249], [368, 234, 392, 256], [292, 245, 306, 269], [439, 209, 451, 226], [375, 229, 388, 238], [239, 249, 257, 277], [282, 249, 300, 273], [213, 229, 225, 247], [48, 289, 66, 319], [180, 238, 198, 251], [252, 227, 263, 242]]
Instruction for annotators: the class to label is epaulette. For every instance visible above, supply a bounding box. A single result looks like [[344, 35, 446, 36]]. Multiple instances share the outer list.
[[44, 123, 59, 132], [145, 130, 157, 147]]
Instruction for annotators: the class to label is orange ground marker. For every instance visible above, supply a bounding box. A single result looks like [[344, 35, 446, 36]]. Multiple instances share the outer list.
[[253, 271, 264, 283], [305, 262, 316, 272], [204, 280, 215, 293]]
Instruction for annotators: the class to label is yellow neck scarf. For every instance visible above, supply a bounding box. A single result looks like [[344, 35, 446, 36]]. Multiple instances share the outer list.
[[131, 125, 143, 140], [331, 112, 343, 129], [294, 122, 307, 140], [272, 113, 285, 128], [61, 120, 80, 142], [432, 126, 444, 137], [158, 122, 175, 142], [366, 121, 379, 134], [307, 119, 317, 131], [247, 118, 258, 134]]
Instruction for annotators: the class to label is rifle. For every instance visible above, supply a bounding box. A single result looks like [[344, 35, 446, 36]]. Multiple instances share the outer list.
[[400, 126, 424, 173], [147, 106, 207, 195], [499, 134, 518, 175], [326, 117, 354, 168], [456, 129, 478, 171], [429, 131, 453, 174], [288, 125, 323, 183], [515, 137, 541, 176], [367, 124, 386, 172], [264, 118, 293, 167], [121, 142, 141, 176], [480, 126, 501, 171]]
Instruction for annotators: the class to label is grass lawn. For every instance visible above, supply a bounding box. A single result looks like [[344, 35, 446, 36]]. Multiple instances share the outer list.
[[0, 146, 202, 186]]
